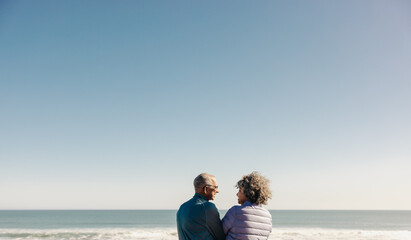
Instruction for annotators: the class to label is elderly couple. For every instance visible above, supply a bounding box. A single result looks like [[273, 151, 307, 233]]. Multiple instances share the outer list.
[[177, 172, 272, 240]]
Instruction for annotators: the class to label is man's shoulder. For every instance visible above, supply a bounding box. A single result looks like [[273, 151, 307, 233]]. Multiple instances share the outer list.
[[178, 197, 196, 211], [202, 201, 221, 218], [178, 196, 208, 212]]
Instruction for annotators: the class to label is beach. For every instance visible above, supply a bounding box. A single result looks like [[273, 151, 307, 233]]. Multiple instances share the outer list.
[[0, 210, 410, 240], [2, 228, 411, 240]]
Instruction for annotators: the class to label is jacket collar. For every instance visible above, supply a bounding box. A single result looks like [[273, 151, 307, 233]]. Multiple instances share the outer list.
[[242, 201, 253, 206]]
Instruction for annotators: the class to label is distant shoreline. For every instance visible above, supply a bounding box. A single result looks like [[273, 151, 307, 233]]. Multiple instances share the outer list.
[[1, 209, 410, 211]]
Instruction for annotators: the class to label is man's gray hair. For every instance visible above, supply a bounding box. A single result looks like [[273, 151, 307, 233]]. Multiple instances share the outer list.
[[193, 173, 215, 190]]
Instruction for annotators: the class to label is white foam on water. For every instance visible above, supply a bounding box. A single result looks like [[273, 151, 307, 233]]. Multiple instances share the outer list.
[[0, 228, 178, 240], [0, 228, 410, 240], [271, 228, 411, 240]]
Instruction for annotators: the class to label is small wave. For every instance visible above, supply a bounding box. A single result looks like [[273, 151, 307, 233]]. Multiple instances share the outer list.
[[1, 228, 410, 240], [0, 228, 178, 240], [271, 228, 411, 240]]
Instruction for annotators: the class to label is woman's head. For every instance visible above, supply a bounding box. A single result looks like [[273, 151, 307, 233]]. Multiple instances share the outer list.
[[236, 171, 272, 205]]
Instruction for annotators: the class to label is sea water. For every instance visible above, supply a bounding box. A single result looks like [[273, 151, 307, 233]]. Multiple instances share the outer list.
[[0, 210, 410, 239]]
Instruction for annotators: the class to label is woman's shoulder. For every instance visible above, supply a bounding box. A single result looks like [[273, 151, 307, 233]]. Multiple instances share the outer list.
[[240, 204, 272, 218], [226, 204, 241, 215]]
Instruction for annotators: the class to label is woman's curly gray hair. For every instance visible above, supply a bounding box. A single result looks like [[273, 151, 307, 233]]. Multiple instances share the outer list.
[[236, 171, 272, 205]]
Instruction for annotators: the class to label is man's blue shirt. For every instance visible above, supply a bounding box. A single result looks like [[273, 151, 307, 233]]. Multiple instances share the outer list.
[[177, 193, 225, 240]]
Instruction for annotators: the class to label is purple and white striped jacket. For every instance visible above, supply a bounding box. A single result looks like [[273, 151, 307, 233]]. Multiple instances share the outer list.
[[222, 201, 272, 240]]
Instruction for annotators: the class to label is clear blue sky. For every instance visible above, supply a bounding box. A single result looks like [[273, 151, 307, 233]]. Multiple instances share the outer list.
[[1, 0, 410, 210]]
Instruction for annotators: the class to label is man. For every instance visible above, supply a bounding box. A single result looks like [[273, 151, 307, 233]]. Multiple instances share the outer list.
[[177, 173, 225, 240]]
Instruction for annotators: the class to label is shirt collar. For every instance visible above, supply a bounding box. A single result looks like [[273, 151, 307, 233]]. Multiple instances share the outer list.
[[194, 193, 209, 201]]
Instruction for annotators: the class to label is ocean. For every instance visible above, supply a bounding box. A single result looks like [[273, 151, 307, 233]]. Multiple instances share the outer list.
[[0, 210, 410, 239]]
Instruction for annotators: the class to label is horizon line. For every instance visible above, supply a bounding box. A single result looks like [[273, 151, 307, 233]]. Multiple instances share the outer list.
[[1, 209, 410, 211]]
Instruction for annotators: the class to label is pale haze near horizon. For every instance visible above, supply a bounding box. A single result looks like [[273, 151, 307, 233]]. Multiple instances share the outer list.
[[0, 0, 410, 210]]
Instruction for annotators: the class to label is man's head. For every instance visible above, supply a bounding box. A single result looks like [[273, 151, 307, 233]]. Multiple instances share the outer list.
[[194, 173, 219, 201]]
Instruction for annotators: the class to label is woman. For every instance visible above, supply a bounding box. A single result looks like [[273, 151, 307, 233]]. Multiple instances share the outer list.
[[222, 172, 272, 240]]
